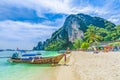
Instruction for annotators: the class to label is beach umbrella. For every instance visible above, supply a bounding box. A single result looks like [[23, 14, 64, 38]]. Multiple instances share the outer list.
[[104, 46, 113, 49]]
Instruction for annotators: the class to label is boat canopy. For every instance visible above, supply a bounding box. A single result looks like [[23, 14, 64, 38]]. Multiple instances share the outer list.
[[22, 54, 37, 56]]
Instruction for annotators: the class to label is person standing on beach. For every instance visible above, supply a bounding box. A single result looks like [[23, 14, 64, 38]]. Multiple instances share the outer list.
[[66, 47, 71, 53], [63, 52, 66, 65]]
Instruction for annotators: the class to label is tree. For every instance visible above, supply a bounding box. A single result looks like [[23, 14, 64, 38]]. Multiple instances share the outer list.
[[44, 39, 67, 51], [104, 25, 120, 41], [80, 42, 89, 50], [73, 39, 83, 49], [84, 25, 102, 43], [113, 25, 120, 40]]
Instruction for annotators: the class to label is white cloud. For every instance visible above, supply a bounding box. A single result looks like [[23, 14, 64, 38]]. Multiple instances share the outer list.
[[108, 15, 120, 24], [0, 0, 110, 16], [1, 0, 119, 24], [41, 16, 66, 27], [0, 20, 59, 49]]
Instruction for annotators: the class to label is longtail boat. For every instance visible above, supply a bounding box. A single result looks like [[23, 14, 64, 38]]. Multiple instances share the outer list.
[[8, 54, 64, 64]]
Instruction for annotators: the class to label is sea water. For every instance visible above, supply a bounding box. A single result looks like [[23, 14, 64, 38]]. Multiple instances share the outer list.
[[0, 51, 59, 80]]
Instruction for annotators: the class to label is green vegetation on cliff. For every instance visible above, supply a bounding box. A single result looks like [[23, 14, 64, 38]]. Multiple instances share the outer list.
[[44, 39, 67, 51]]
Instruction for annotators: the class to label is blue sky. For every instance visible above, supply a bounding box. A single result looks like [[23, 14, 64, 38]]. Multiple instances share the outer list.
[[0, 0, 120, 49]]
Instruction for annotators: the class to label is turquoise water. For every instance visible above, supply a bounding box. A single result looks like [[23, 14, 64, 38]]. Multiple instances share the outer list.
[[0, 51, 58, 80]]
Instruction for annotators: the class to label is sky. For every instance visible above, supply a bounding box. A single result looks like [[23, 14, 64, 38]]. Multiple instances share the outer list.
[[0, 0, 120, 49]]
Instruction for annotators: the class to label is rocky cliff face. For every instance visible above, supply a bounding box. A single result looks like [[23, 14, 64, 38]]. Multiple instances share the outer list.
[[63, 15, 84, 42], [33, 13, 115, 50]]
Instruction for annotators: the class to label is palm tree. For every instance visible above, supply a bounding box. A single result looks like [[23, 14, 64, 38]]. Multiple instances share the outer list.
[[84, 25, 102, 44]]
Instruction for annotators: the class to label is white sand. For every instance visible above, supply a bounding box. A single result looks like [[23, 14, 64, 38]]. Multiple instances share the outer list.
[[56, 51, 120, 80]]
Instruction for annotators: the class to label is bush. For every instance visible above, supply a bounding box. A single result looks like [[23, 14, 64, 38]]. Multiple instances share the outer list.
[[73, 39, 83, 49], [80, 42, 89, 50]]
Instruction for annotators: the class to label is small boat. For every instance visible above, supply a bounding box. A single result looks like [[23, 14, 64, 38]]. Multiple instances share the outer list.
[[8, 53, 64, 64]]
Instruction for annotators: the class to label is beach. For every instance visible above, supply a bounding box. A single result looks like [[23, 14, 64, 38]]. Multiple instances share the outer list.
[[56, 51, 120, 80]]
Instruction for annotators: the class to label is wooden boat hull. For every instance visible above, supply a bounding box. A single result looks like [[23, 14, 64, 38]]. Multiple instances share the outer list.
[[8, 54, 64, 64]]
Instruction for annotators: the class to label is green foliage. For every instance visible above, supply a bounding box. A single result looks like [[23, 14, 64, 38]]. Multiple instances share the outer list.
[[84, 24, 120, 43], [105, 20, 115, 30], [97, 28, 108, 38], [112, 25, 120, 40], [104, 25, 120, 41], [108, 42, 120, 46], [84, 25, 103, 43], [73, 39, 83, 49], [80, 42, 89, 50], [44, 39, 68, 51]]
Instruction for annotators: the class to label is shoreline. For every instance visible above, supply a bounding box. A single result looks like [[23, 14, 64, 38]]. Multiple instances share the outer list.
[[55, 51, 80, 80]]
